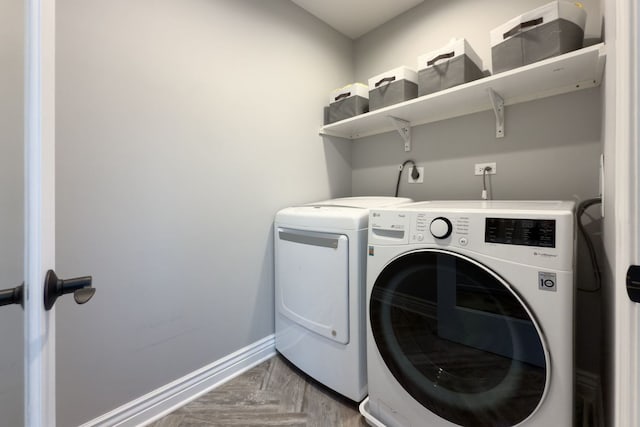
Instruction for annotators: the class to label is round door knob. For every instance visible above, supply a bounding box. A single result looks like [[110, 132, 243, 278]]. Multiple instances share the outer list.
[[430, 217, 452, 239]]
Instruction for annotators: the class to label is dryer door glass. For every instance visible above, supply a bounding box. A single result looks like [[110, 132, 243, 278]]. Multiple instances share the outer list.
[[370, 249, 547, 427]]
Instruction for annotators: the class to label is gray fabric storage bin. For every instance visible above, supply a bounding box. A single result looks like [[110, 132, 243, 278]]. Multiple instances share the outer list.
[[326, 83, 369, 124], [492, 19, 584, 73], [368, 67, 418, 111], [418, 55, 484, 97], [369, 80, 418, 111], [490, 1, 587, 74], [327, 96, 369, 124], [417, 38, 485, 97]]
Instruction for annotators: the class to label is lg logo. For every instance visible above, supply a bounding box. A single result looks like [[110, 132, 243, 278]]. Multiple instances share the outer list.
[[538, 272, 557, 292]]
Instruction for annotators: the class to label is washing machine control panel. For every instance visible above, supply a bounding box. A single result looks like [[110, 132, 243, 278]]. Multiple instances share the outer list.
[[411, 213, 471, 245], [372, 203, 573, 270]]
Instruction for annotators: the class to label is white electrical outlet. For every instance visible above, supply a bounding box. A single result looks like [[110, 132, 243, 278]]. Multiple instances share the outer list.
[[408, 167, 424, 183], [474, 162, 497, 176]]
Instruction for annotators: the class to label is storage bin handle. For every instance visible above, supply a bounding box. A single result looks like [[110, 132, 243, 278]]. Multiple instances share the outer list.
[[503, 17, 543, 39], [334, 92, 351, 102], [427, 51, 455, 66], [375, 76, 396, 87]]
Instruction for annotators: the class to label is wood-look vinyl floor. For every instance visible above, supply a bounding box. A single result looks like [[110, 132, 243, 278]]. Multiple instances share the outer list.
[[148, 355, 367, 427]]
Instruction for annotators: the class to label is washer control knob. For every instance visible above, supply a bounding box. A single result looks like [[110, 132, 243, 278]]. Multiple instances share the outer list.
[[430, 217, 453, 239]]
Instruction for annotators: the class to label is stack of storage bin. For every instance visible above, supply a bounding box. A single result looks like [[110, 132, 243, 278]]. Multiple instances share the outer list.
[[322, 1, 589, 125]]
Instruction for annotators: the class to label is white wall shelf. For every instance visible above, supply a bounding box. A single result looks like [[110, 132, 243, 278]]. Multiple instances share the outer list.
[[319, 43, 606, 141]]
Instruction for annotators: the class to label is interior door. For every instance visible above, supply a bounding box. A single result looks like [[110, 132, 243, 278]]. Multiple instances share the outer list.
[[615, 0, 640, 425], [0, 1, 93, 425], [24, 0, 57, 424], [632, 0, 640, 424], [0, 0, 57, 424]]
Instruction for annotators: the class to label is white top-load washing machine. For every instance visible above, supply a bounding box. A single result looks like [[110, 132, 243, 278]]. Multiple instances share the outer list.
[[361, 201, 575, 427], [274, 196, 412, 402]]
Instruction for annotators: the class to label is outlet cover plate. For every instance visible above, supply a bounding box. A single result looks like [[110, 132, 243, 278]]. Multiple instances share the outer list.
[[474, 162, 497, 175]]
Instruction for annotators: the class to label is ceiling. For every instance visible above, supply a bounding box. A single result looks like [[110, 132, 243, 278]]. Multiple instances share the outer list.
[[291, 0, 425, 39]]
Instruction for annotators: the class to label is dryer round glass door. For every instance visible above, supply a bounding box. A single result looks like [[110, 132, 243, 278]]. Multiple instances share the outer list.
[[370, 249, 549, 427]]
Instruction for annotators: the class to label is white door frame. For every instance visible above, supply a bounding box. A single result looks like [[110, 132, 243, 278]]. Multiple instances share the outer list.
[[613, 0, 640, 425], [24, 0, 56, 425]]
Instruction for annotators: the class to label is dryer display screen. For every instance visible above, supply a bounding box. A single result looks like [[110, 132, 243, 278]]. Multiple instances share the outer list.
[[485, 218, 555, 248]]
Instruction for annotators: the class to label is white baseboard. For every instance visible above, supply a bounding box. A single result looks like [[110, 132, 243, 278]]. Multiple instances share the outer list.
[[80, 335, 276, 427]]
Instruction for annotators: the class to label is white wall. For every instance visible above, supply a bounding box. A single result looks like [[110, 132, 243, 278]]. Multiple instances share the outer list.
[[54, 1, 352, 425], [0, 0, 24, 425]]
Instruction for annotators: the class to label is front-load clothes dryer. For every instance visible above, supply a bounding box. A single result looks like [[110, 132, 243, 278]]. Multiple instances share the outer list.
[[274, 196, 412, 402], [360, 201, 575, 426]]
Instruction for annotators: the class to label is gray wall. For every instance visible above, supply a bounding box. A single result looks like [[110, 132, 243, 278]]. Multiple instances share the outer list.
[[351, 88, 602, 201], [54, 1, 352, 425], [352, 0, 603, 202], [0, 0, 24, 425], [351, 0, 605, 381]]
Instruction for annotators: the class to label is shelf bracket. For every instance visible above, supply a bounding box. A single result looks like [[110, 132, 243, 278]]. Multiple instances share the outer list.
[[487, 88, 504, 138], [388, 116, 411, 151]]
